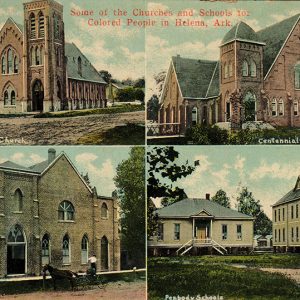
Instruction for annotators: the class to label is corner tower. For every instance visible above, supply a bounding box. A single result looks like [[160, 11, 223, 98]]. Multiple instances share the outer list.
[[23, 0, 66, 112], [219, 22, 265, 125]]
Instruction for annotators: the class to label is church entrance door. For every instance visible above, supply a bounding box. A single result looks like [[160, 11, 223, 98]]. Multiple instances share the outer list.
[[7, 225, 26, 274], [32, 80, 44, 112], [243, 91, 256, 122]]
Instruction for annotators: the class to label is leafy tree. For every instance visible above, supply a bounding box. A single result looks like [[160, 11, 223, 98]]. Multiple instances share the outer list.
[[114, 147, 145, 268], [147, 147, 197, 237], [236, 187, 272, 235], [121, 78, 134, 86], [147, 95, 159, 121], [133, 88, 145, 102], [211, 189, 230, 208], [133, 77, 145, 88], [99, 70, 112, 83]]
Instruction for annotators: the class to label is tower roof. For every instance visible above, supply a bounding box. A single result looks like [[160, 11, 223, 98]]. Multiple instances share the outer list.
[[221, 21, 263, 46]]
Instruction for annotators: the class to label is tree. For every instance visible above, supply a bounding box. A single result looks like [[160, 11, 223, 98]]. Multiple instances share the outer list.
[[147, 95, 159, 121], [99, 70, 112, 83], [133, 77, 145, 88], [211, 189, 230, 208], [236, 187, 272, 235], [147, 147, 197, 237], [121, 78, 134, 86], [154, 71, 166, 96], [133, 88, 145, 102], [114, 147, 145, 268]]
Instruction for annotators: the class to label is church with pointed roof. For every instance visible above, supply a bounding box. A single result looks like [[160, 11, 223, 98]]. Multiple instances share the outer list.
[[0, 0, 107, 113], [0, 148, 120, 277], [159, 14, 300, 132]]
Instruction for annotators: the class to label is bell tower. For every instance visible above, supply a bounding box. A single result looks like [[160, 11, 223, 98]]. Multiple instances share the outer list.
[[220, 22, 265, 125], [23, 0, 66, 112]]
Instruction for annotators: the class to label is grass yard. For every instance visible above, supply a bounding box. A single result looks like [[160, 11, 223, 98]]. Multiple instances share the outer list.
[[77, 123, 145, 145], [34, 105, 144, 118], [148, 256, 300, 300]]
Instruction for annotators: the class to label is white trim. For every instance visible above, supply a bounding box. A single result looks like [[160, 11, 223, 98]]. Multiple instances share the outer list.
[[205, 62, 219, 98], [264, 15, 300, 80]]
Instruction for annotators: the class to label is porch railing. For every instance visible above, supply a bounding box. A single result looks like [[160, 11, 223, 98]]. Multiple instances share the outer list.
[[147, 123, 181, 137]]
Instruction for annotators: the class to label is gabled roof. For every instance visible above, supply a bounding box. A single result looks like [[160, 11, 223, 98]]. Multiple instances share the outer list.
[[1, 18, 23, 35], [0, 151, 93, 194], [257, 14, 300, 77], [156, 198, 253, 219], [222, 21, 263, 46], [273, 176, 300, 206], [65, 42, 106, 84], [172, 56, 219, 99]]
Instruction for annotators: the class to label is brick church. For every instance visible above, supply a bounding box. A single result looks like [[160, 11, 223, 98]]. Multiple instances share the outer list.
[[159, 14, 300, 132], [0, 0, 107, 113], [0, 148, 120, 277]]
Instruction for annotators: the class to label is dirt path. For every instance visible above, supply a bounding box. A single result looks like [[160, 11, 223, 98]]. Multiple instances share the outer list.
[[0, 280, 146, 300], [0, 111, 144, 145]]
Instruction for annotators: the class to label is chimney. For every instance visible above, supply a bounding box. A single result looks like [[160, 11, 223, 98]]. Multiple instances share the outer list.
[[48, 148, 56, 164], [205, 193, 210, 200]]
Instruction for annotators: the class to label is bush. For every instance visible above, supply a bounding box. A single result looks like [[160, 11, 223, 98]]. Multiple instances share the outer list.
[[185, 124, 229, 145]]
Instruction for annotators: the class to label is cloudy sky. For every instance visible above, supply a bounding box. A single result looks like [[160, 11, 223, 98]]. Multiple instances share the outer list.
[[146, 0, 300, 99], [149, 146, 300, 219], [0, 146, 132, 197], [0, 0, 145, 81]]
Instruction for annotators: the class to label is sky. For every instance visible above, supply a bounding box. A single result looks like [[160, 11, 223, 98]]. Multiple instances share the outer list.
[[149, 145, 300, 219], [145, 0, 300, 99], [0, 0, 146, 81], [0, 146, 132, 197]]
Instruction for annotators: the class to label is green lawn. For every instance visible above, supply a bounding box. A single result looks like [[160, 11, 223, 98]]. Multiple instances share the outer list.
[[77, 123, 145, 145], [148, 256, 300, 300], [34, 105, 144, 118]]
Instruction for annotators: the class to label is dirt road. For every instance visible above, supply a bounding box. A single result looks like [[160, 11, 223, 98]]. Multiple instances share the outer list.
[[0, 280, 146, 300], [0, 111, 144, 145]]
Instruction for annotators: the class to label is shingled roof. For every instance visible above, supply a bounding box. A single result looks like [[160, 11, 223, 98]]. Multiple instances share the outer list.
[[172, 56, 220, 99], [222, 21, 263, 46], [0, 159, 49, 174], [65, 43, 106, 84], [273, 176, 300, 207], [257, 13, 300, 77], [156, 198, 253, 219]]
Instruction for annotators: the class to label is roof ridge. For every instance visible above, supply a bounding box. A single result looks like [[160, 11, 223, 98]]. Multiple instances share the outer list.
[[205, 61, 219, 98]]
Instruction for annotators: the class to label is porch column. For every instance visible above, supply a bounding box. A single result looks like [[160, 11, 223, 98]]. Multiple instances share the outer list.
[[210, 219, 213, 240], [192, 218, 195, 239]]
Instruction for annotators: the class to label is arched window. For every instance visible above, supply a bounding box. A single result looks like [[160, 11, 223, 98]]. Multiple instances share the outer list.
[[101, 236, 108, 271], [295, 62, 300, 89], [4, 91, 8, 106], [30, 13, 36, 39], [38, 12, 45, 38], [271, 98, 277, 116], [229, 61, 233, 77], [40, 46, 44, 65], [58, 201, 74, 221], [41, 234, 50, 265], [35, 47, 40, 65], [81, 235, 88, 264], [14, 56, 18, 73], [250, 60, 256, 77], [1, 55, 6, 74], [78, 57, 82, 76], [7, 49, 13, 74], [11, 90, 16, 106], [278, 98, 284, 116], [8, 225, 25, 243], [53, 14, 59, 39], [294, 101, 298, 116], [13, 189, 23, 212], [62, 234, 70, 264], [242, 60, 249, 77], [224, 63, 228, 79], [101, 203, 108, 218], [31, 47, 35, 66]]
